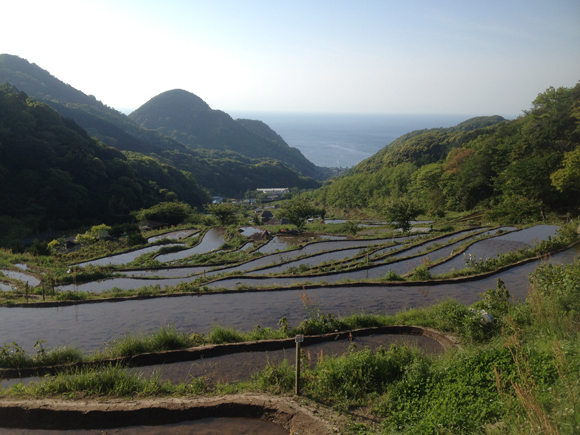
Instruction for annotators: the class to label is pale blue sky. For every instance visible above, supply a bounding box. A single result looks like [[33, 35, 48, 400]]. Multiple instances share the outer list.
[[2, 0, 579, 115]]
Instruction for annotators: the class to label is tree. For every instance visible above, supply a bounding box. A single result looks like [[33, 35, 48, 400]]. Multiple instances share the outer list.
[[551, 147, 580, 194], [383, 198, 423, 233], [74, 224, 112, 245], [132, 202, 192, 226], [205, 202, 237, 226], [279, 198, 318, 229]]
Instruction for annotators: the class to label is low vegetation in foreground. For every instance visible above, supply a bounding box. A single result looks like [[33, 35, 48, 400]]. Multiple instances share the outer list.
[[2, 257, 579, 434]]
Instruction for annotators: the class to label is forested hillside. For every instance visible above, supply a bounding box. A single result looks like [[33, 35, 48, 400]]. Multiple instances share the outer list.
[[129, 89, 318, 177], [0, 84, 208, 246], [0, 55, 322, 197], [314, 84, 580, 221]]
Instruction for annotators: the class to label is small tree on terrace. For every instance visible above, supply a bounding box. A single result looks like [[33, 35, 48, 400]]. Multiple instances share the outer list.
[[279, 198, 318, 230], [384, 198, 423, 233], [132, 202, 192, 226], [205, 202, 238, 226]]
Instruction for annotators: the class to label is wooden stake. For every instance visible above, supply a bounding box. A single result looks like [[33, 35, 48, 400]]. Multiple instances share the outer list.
[[295, 340, 301, 395], [42, 283, 45, 301], [295, 334, 304, 395], [25, 281, 29, 301]]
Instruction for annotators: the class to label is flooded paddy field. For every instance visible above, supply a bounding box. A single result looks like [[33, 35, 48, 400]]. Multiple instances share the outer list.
[[77, 243, 183, 267], [155, 228, 226, 262], [1, 243, 577, 353], [146, 229, 198, 243]]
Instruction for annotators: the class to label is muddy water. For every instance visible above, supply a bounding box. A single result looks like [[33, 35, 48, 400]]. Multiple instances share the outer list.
[[147, 229, 198, 243], [77, 244, 183, 267], [429, 225, 560, 276], [1, 245, 577, 353], [239, 227, 263, 237], [0, 270, 40, 287], [130, 334, 442, 385], [155, 228, 226, 262], [0, 418, 288, 434], [258, 236, 405, 256], [389, 229, 480, 259], [319, 235, 348, 240], [1, 334, 442, 388], [62, 237, 413, 292], [207, 235, 487, 289], [206, 227, 552, 289], [256, 235, 305, 253], [119, 265, 215, 278]]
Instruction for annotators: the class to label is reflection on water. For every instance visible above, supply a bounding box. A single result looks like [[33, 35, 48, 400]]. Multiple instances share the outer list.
[[0, 418, 287, 434], [155, 228, 226, 262], [0, 270, 40, 287], [1, 245, 577, 353], [239, 227, 262, 237], [430, 225, 560, 275], [147, 229, 197, 243], [77, 244, 183, 267]]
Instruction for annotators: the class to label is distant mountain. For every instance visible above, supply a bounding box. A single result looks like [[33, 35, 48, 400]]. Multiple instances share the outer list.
[[0, 54, 322, 195], [0, 54, 188, 153], [129, 89, 318, 177]]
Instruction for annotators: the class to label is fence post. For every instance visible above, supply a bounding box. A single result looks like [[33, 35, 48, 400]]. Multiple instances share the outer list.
[[295, 334, 304, 395]]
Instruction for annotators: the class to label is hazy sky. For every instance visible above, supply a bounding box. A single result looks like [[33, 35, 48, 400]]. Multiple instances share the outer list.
[[2, 0, 579, 115]]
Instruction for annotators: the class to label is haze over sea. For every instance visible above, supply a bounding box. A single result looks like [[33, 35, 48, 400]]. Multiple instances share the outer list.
[[229, 112, 518, 168]]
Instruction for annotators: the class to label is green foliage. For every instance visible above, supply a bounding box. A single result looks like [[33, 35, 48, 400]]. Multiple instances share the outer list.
[[310, 345, 424, 408], [278, 198, 319, 229], [317, 83, 580, 216], [205, 202, 238, 226], [340, 220, 360, 235], [74, 224, 112, 246], [0, 83, 207, 248], [126, 232, 146, 247], [0, 340, 82, 369], [483, 196, 543, 224], [52, 290, 89, 301], [551, 146, 580, 194], [100, 325, 198, 358], [383, 198, 423, 233], [132, 201, 191, 226]]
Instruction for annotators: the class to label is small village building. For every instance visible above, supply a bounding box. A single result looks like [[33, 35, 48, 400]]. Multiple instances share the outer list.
[[260, 210, 274, 222], [266, 217, 292, 226], [256, 188, 289, 198]]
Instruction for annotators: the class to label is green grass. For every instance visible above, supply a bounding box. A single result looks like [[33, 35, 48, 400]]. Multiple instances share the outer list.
[[0, 341, 83, 369]]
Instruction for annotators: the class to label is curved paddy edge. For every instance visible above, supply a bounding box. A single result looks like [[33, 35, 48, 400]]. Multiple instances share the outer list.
[[0, 326, 458, 379], [0, 393, 335, 434]]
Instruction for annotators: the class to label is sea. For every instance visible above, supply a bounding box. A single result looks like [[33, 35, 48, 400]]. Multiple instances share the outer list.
[[229, 112, 516, 168]]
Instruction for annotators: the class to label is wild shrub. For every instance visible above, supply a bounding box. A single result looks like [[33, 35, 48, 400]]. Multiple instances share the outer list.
[[310, 344, 423, 407], [383, 270, 405, 281], [207, 325, 245, 344], [252, 359, 295, 394], [53, 290, 89, 301]]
